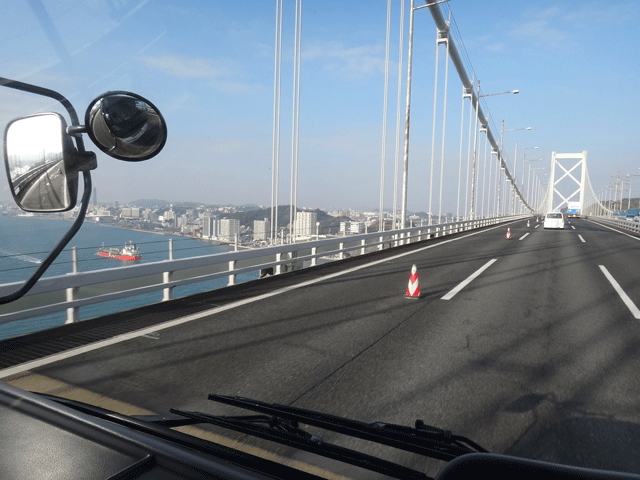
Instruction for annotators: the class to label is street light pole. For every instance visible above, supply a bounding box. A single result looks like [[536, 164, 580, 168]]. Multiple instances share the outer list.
[[469, 87, 518, 219]]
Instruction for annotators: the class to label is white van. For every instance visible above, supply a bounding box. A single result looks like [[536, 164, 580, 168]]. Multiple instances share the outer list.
[[544, 212, 565, 229]]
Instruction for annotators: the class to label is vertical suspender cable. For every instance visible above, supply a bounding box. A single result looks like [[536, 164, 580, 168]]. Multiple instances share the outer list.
[[481, 124, 488, 216], [463, 74, 474, 219], [470, 79, 479, 219], [400, 0, 416, 230], [392, 0, 405, 231], [294, 0, 302, 237], [456, 86, 466, 221], [290, 0, 300, 242], [437, 26, 450, 225], [379, 0, 392, 232], [271, 0, 283, 242], [428, 29, 439, 226]]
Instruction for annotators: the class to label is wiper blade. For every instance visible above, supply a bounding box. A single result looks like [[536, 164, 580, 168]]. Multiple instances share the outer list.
[[208, 395, 487, 460], [169, 394, 488, 480], [170, 408, 429, 480]]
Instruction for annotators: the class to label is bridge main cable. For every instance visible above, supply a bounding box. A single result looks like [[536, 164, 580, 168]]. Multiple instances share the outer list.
[[421, 0, 532, 213]]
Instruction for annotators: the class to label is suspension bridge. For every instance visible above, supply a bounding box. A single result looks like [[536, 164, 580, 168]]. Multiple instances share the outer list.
[[1, 1, 639, 478]]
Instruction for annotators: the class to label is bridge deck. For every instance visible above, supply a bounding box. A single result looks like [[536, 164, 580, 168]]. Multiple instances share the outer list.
[[2, 218, 640, 479]]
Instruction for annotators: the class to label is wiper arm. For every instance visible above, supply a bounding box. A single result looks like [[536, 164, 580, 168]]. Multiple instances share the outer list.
[[207, 395, 486, 460], [169, 394, 488, 480], [170, 407, 429, 480]]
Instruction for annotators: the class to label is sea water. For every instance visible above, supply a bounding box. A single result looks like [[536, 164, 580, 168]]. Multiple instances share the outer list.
[[0, 216, 258, 340]]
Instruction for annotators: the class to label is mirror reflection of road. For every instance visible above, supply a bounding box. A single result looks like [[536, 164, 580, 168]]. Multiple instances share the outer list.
[[14, 159, 69, 210]]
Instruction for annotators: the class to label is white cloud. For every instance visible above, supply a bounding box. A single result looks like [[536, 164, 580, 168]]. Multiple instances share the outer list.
[[140, 55, 235, 79], [303, 42, 386, 79], [139, 54, 262, 93]]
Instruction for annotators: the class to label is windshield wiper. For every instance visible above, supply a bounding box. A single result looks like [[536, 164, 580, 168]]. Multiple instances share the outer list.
[[169, 394, 488, 480]]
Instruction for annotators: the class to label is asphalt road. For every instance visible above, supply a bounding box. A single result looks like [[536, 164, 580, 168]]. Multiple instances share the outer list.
[[12, 217, 640, 478]]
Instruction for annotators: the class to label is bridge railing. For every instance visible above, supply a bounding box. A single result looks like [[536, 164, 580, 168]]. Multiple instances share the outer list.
[[587, 215, 640, 234], [0, 215, 525, 329]]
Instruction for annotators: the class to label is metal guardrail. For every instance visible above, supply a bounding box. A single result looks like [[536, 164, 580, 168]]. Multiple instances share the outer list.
[[0, 215, 525, 327], [589, 215, 640, 234]]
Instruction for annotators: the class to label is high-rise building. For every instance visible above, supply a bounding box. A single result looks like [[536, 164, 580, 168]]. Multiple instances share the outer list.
[[203, 216, 219, 238], [293, 211, 317, 237], [349, 222, 364, 234], [177, 214, 188, 228], [253, 218, 270, 240], [219, 218, 240, 242]]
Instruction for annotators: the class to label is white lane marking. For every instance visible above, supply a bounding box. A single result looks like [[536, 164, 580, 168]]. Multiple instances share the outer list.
[[535, 224, 540, 229], [0, 221, 521, 378], [586, 219, 640, 241], [519, 233, 530, 241], [441, 259, 498, 301], [571, 225, 576, 230], [599, 265, 640, 320], [578, 235, 586, 243]]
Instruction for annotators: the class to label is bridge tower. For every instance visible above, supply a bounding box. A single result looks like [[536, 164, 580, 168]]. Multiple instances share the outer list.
[[545, 151, 587, 213]]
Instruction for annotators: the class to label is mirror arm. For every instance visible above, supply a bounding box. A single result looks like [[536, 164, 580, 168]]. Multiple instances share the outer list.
[[69, 150, 98, 174], [0, 76, 87, 152], [0, 171, 92, 305], [67, 125, 88, 136]]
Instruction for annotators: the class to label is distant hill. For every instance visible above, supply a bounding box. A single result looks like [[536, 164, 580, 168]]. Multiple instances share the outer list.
[[128, 199, 171, 208]]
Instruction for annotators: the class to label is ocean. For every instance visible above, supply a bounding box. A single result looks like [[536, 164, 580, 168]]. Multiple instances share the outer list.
[[0, 216, 258, 340]]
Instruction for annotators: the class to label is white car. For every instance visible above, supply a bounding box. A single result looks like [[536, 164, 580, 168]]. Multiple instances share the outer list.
[[544, 212, 565, 229]]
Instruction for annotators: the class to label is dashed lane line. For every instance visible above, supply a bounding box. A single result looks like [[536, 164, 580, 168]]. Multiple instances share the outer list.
[[578, 235, 586, 243], [441, 259, 498, 301], [0, 221, 521, 379], [519, 233, 530, 241], [599, 265, 640, 320]]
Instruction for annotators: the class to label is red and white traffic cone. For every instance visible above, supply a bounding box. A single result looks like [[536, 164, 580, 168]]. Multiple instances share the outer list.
[[505, 228, 512, 239], [405, 264, 422, 299], [527, 220, 530, 228]]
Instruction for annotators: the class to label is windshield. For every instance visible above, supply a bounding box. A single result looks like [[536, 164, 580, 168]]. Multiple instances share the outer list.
[[1, 1, 640, 479]]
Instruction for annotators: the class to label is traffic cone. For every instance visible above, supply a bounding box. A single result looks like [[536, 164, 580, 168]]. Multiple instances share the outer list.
[[505, 228, 512, 239], [405, 264, 422, 299], [527, 220, 530, 228]]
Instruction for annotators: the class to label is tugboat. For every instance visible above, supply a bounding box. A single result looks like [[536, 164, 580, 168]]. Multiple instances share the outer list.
[[97, 241, 141, 261]]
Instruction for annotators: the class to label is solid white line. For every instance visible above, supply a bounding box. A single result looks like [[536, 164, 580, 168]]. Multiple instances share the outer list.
[[519, 233, 530, 241], [599, 265, 640, 320], [0, 221, 520, 379], [441, 259, 498, 301], [578, 235, 585, 243]]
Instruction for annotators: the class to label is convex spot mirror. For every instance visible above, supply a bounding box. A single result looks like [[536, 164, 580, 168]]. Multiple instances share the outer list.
[[85, 92, 167, 161], [4, 113, 78, 212]]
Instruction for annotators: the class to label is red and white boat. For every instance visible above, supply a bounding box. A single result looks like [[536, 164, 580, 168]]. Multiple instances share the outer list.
[[97, 241, 141, 261]]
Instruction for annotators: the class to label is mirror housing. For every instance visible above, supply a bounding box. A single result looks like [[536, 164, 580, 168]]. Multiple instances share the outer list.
[[3, 112, 96, 212], [84, 92, 167, 161]]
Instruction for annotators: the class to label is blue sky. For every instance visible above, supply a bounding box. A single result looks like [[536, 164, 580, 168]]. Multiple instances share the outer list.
[[0, 1, 638, 212]]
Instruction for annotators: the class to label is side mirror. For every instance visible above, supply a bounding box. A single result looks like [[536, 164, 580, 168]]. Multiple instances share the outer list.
[[84, 92, 167, 161], [4, 112, 79, 212]]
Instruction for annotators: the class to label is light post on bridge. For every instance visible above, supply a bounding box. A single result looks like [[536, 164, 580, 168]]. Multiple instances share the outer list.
[[530, 167, 545, 212], [469, 84, 519, 219], [500, 122, 531, 215], [520, 147, 538, 211], [627, 170, 640, 210], [526, 160, 542, 209]]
